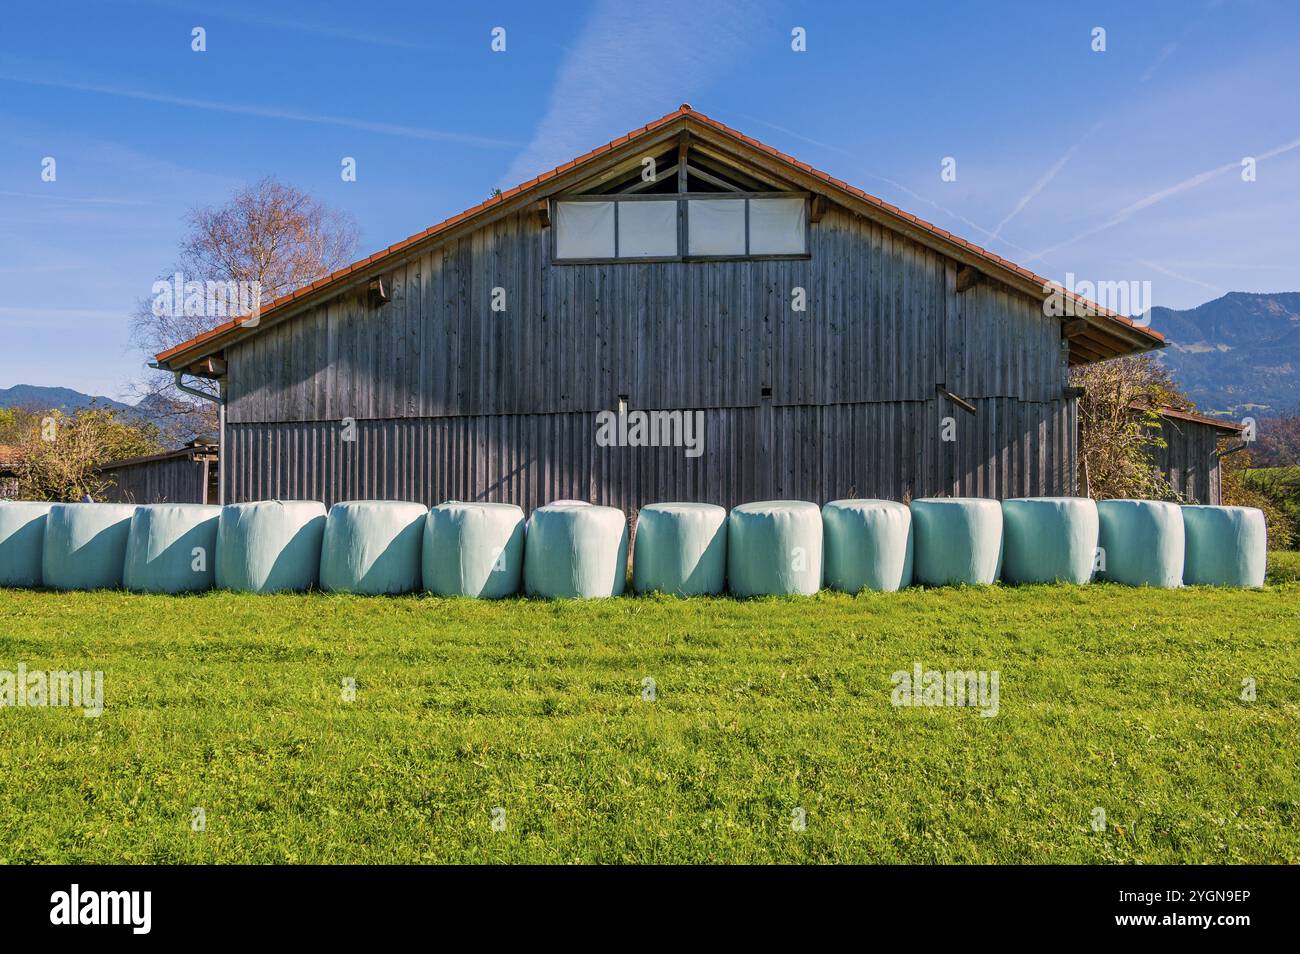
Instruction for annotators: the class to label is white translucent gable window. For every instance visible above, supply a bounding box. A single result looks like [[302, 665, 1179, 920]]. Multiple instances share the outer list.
[[748, 197, 806, 255], [617, 200, 677, 258], [554, 200, 615, 259], [688, 199, 746, 256]]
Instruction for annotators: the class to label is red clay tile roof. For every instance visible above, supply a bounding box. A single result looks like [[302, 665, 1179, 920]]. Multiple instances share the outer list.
[[156, 104, 1163, 365], [0, 445, 21, 469]]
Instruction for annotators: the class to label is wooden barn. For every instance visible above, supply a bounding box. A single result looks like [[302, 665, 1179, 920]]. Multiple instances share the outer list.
[[153, 105, 1225, 513]]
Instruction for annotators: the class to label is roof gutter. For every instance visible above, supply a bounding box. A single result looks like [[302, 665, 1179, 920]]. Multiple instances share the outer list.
[[148, 362, 227, 506]]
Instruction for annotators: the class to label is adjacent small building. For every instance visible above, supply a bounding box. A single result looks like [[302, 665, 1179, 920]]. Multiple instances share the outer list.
[[96, 440, 220, 505]]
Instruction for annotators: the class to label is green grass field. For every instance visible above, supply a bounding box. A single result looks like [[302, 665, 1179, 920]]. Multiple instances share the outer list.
[[1, 555, 1297, 864]]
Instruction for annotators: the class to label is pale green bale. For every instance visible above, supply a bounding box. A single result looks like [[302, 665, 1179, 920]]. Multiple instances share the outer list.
[[216, 500, 327, 593], [909, 498, 1003, 586], [41, 503, 137, 590], [1182, 505, 1266, 587], [0, 501, 52, 587], [123, 504, 221, 594], [423, 501, 525, 598], [319, 500, 428, 595], [524, 504, 627, 598], [1096, 499, 1184, 588], [726, 500, 822, 597], [1001, 497, 1098, 585], [822, 499, 913, 593], [632, 502, 727, 595]]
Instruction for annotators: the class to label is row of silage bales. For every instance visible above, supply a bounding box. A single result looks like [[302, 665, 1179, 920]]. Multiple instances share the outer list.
[[319, 500, 427, 594], [0, 501, 52, 587], [524, 502, 628, 598], [42, 503, 138, 590], [423, 501, 525, 598], [632, 502, 727, 595], [823, 499, 913, 592], [0, 496, 1270, 595], [216, 500, 327, 593], [1001, 497, 1098, 585], [726, 500, 823, 596], [1095, 499, 1185, 588], [1181, 505, 1266, 588], [123, 504, 221, 593]]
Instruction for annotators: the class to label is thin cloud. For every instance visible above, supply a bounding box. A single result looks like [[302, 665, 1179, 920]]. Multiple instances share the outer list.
[[1136, 258, 1222, 293], [0, 73, 520, 149], [0, 190, 153, 206], [129, 0, 441, 51], [1028, 135, 1300, 262], [501, 0, 774, 187], [992, 124, 1101, 239], [740, 114, 1042, 263]]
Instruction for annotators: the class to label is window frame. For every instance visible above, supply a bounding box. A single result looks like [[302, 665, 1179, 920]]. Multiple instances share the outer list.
[[550, 192, 812, 265]]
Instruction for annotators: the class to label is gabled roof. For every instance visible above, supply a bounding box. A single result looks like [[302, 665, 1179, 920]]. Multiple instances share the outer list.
[[156, 104, 1164, 372]]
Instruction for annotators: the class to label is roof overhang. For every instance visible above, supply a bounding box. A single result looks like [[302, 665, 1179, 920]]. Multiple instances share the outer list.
[[155, 106, 1164, 374]]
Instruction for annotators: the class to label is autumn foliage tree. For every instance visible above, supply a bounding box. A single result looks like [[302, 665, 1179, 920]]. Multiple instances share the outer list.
[[1070, 354, 1185, 501], [12, 408, 164, 502]]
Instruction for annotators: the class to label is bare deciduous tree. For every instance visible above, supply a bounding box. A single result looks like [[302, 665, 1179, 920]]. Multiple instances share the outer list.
[[130, 178, 359, 436]]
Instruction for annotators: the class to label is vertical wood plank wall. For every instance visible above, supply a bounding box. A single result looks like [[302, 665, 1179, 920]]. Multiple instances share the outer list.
[[1152, 419, 1225, 504], [220, 204, 1082, 511], [99, 457, 211, 505]]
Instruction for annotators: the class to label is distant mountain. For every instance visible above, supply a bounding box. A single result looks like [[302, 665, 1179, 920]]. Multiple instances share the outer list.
[[0, 385, 207, 445], [1146, 292, 1300, 417], [0, 384, 137, 417]]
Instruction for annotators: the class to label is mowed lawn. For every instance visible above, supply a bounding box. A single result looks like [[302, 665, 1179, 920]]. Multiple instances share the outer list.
[[1, 555, 1298, 864]]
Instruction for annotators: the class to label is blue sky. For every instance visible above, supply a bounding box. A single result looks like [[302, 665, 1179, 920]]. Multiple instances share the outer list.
[[1, 0, 1297, 399]]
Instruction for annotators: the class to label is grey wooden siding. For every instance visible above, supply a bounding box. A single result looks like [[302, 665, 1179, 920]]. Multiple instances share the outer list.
[[225, 206, 1067, 425], [1153, 419, 1225, 505], [100, 456, 212, 505], [223, 397, 1077, 511]]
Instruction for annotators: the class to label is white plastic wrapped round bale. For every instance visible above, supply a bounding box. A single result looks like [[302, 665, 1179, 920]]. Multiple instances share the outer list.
[[0, 501, 53, 588], [1095, 499, 1183, 588], [319, 500, 428, 595], [633, 502, 727, 595], [216, 500, 327, 593], [524, 504, 627, 598], [726, 500, 822, 597], [123, 504, 221, 594], [423, 501, 525, 598], [821, 499, 913, 593], [909, 498, 1003, 586], [1000, 497, 1098, 585], [41, 502, 137, 590], [1182, 505, 1266, 588]]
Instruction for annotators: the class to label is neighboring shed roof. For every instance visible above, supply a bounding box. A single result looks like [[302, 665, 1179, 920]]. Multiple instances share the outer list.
[[0, 444, 20, 471], [1148, 405, 1246, 433], [156, 105, 1164, 373], [96, 443, 218, 472]]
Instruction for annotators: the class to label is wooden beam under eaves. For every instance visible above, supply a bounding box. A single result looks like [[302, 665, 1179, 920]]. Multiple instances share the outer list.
[[955, 265, 982, 293], [534, 199, 550, 228], [677, 132, 689, 194], [809, 195, 828, 223]]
